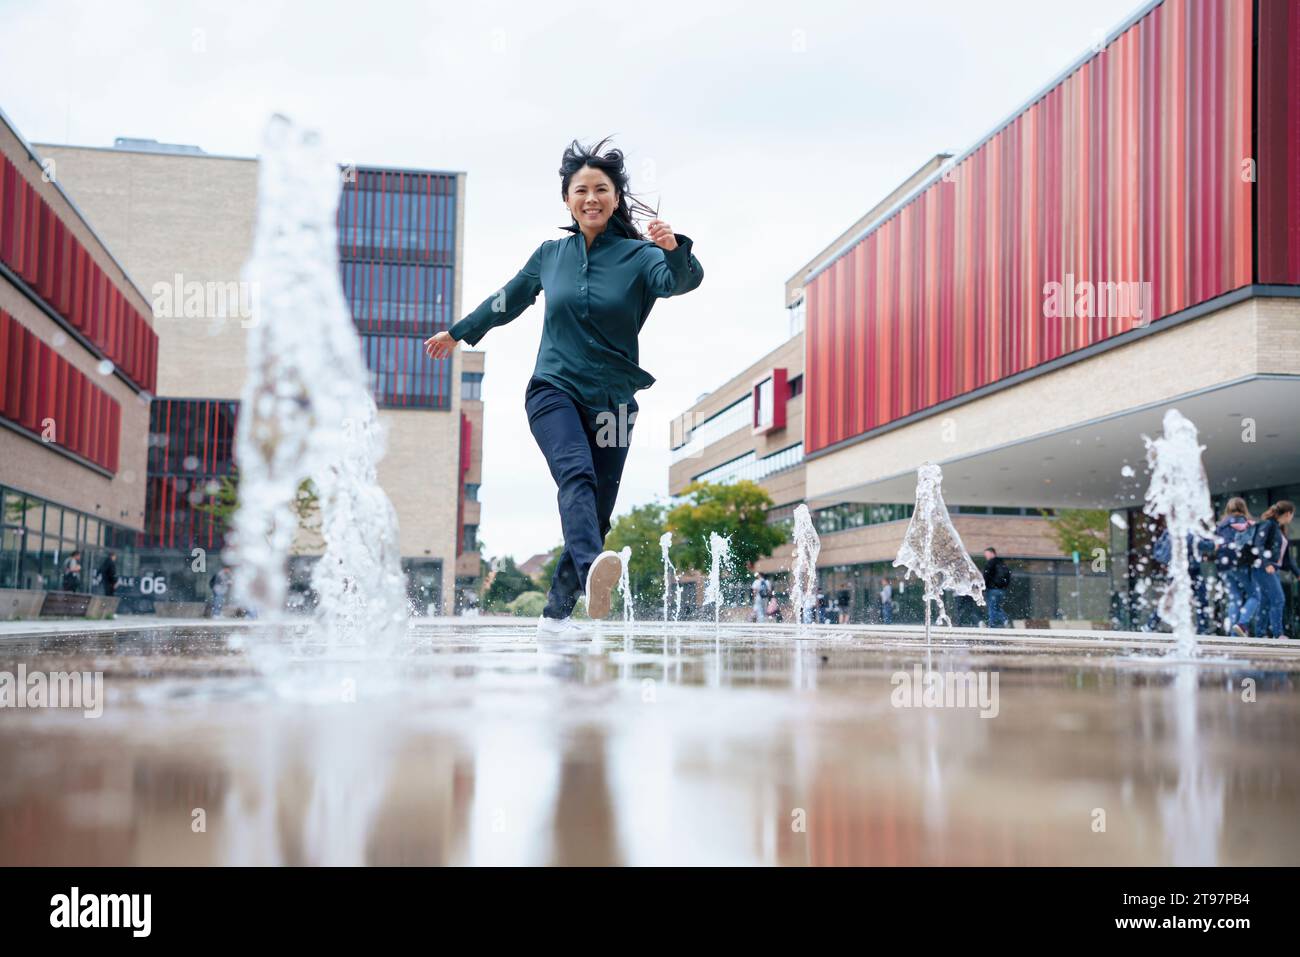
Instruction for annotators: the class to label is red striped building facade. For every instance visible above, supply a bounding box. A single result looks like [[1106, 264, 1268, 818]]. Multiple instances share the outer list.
[[803, 0, 1298, 456], [0, 110, 159, 593]]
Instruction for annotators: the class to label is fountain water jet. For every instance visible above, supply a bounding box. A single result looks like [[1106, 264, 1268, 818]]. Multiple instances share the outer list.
[[616, 545, 634, 624], [893, 463, 985, 643], [1143, 409, 1215, 659], [660, 532, 676, 623], [703, 532, 732, 626], [789, 504, 820, 630], [225, 115, 409, 652]]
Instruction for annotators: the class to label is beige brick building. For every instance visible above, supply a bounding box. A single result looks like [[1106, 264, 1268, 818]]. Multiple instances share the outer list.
[[37, 139, 483, 614]]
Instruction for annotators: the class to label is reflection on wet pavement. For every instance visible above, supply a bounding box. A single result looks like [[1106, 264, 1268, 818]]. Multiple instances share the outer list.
[[1, 621, 1297, 865]]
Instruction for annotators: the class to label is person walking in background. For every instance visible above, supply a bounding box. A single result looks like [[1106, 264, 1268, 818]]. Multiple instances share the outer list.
[[983, 548, 1012, 628], [1145, 529, 1215, 634], [751, 571, 770, 622], [836, 588, 850, 625], [1236, 500, 1297, 639], [210, 566, 233, 619], [60, 550, 82, 592], [1213, 498, 1255, 636], [98, 552, 118, 597], [880, 578, 894, 624]]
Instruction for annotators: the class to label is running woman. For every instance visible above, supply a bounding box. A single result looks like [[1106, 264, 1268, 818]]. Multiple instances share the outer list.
[[424, 138, 704, 635]]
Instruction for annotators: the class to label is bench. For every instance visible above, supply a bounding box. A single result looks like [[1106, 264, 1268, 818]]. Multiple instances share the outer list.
[[39, 591, 94, 618], [0, 589, 47, 620]]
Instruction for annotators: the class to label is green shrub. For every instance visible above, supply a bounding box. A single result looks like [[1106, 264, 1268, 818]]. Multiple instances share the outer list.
[[506, 591, 547, 617]]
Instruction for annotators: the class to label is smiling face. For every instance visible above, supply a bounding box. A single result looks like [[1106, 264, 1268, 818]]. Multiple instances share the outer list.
[[566, 165, 618, 232]]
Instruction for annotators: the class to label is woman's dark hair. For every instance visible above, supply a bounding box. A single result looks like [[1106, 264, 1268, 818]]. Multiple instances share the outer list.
[[1261, 500, 1296, 523], [559, 136, 657, 240]]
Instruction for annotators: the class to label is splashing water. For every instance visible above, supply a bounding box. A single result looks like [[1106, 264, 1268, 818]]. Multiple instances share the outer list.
[[659, 532, 676, 623], [893, 463, 985, 640], [226, 115, 408, 651], [616, 545, 634, 624], [1143, 409, 1214, 658], [789, 504, 821, 629], [702, 532, 732, 626], [674, 585, 683, 622]]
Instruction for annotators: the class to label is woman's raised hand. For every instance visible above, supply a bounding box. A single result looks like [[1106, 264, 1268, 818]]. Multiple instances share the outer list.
[[424, 330, 457, 360], [647, 218, 678, 252]]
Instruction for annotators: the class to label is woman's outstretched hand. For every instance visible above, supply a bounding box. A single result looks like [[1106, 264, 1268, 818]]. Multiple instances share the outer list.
[[647, 218, 678, 252], [424, 330, 456, 359]]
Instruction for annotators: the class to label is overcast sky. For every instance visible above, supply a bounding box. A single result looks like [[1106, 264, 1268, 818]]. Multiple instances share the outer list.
[[3, 0, 1141, 563]]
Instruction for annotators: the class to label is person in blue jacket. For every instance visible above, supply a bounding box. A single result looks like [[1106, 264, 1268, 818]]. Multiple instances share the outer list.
[[1235, 500, 1297, 638], [1145, 528, 1215, 634], [424, 138, 703, 636]]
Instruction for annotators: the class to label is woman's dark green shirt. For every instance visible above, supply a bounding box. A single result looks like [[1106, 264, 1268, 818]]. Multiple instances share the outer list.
[[448, 218, 703, 411]]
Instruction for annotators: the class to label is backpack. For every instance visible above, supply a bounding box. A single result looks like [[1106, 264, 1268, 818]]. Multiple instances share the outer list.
[[1152, 531, 1172, 565], [1214, 520, 1255, 568]]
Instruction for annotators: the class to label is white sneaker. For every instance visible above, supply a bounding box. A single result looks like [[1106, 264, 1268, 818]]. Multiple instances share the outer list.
[[584, 550, 623, 620], [536, 614, 585, 638]]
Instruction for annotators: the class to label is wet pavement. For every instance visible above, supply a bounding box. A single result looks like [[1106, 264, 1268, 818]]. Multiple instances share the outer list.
[[1, 618, 1297, 865]]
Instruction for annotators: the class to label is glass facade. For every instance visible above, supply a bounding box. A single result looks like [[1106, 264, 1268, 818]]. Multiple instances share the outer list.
[[762, 556, 1110, 626], [690, 443, 803, 486], [338, 168, 458, 410], [0, 482, 142, 595], [146, 398, 238, 553], [670, 395, 750, 464]]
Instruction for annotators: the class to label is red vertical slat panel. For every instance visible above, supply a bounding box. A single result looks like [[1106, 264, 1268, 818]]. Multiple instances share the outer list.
[[35, 340, 56, 438], [0, 312, 9, 401], [18, 180, 38, 282], [54, 357, 68, 449], [36, 201, 56, 300], [108, 396, 121, 472], [2, 314, 21, 421], [18, 327, 39, 430]]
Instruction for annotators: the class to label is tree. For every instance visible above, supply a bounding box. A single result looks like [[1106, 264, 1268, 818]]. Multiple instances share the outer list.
[[604, 502, 670, 610], [666, 480, 788, 576], [1040, 508, 1110, 558], [191, 468, 323, 554], [484, 556, 534, 608]]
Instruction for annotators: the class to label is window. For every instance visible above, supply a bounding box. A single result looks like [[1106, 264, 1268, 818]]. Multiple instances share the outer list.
[[787, 298, 805, 337], [361, 334, 451, 409], [691, 443, 803, 486], [788, 374, 803, 398], [462, 524, 478, 552], [755, 377, 774, 430], [464, 483, 480, 502], [811, 502, 913, 535], [670, 394, 750, 462], [462, 372, 484, 401]]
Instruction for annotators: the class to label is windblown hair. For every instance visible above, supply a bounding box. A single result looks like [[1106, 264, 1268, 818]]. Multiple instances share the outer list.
[[559, 136, 658, 240], [1221, 497, 1252, 521]]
